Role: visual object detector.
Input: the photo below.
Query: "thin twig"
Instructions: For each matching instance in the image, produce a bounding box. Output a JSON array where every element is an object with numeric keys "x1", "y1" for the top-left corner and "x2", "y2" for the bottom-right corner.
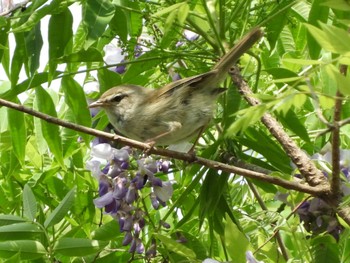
[
  {"x1": 0, "y1": 97, "x2": 328, "y2": 196},
  {"x1": 254, "y1": 196, "x2": 312, "y2": 255},
  {"x1": 305, "y1": 77, "x2": 333, "y2": 127},
  {"x1": 246, "y1": 180, "x2": 289, "y2": 261}
]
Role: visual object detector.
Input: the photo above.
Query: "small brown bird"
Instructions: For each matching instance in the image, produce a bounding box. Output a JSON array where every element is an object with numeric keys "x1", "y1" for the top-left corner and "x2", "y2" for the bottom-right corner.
[{"x1": 89, "y1": 28, "x2": 263, "y2": 147}]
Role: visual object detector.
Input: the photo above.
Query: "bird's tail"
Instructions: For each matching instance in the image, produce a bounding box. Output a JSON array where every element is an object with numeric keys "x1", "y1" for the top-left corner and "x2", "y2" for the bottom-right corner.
[{"x1": 212, "y1": 27, "x2": 264, "y2": 82}]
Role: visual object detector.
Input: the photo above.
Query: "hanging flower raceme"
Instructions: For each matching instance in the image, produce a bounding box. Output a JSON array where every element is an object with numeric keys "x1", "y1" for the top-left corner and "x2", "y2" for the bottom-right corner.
[
  {"x1": 277, "y1": 148, "x2": 350, "y2": 240},
  {"x1": 86, "y1": 143, "x2": 173, "y2": 255}
]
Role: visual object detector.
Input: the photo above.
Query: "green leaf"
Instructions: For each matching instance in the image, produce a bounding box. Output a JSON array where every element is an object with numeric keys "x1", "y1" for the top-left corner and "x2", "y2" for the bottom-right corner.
[
  {"x1": 282, "y1": 58, "x2": 325, "y2": 65},
  {"x1": 0, "y1": 19, "x2": 10, "y2": 63},
  {"x1": 3, "y1": 252, "x2": 20, "y2": 263},
  {"x1": 10, "y1": 33, "x2": 26, "y2": 86},
  {"x1": 91, "y1": 220, "x2": 120, "y2": 241},
  {"x1": 23, "y1": 184, "x2": 37, "y2": 221},
  {"x1": 0, "y1": 215, "x2": 26, "y2": 226},
  {"x1": 307, "y1": 0, "x2": 329, "y2": 59},
  {"x1": 224, "y1": 215, "x2": 249, "y2": 263},
  {"x1": 265, "y1": 67, "x2": 303, "y2": 87},
  {"x1": 109, "y1": 7, "x2": 128, "y2": 43},
  {"x1": 305, "y1": 23, "x2": 350, "y2": 55},
  {"x1": 44, "y1": 187, "x2": 76, "y2": 228},
  {"x1": 127, "y1": 4, "x2": 142, "y2": 38},
  {"x1": 35, "y1": 86, "x2": 64, "y2": 167},
  {"x1": 163, "y1": 9, "x2": 177, "y2": 41},
  {"x1": 199, "y1": 170, "x2": 229, "y2": 222},
  {"x1": 2, "y1": 72, "x2": 59, "y2": 100},
  {"x1": 311, "y1": 235, "x2": 340, "y2": 263},
  {"x1": 7, "y1": 103, "x2": 26, "y2": 164},
  {"x1": 25, "y1": 137, "x2": 43, "y2": 169},
  {"x1": 0, "y1": 223, "x2": 43, "y2": 241},
  {"x1": 276, "y1": 110, "x2": 310, "y2": 143},
  {"x1": 122, "y1": 50, "x2": 164, "y2": 84},
  {"x1": 82, "y1": 0, "x2": 115, "y2": 49},
  {"x1": 97, "y1": 69, "x2": 122, "y2": 93},
  {"x1": 154, "y1": 234, "x2": 196, "y2": 259},
  {"x1": 0, "y1": 240, "x2": 46, "y2": 260},
  {"x1": 226, "y1": 104, "x2": 267, "y2": 135},
  {"x1": 11, "y1": 0, "x2": 61, "y2": 32},
  {"x1": 58, "y1": 47, "x2": 103, "y2": 63},
  {"x1": 238, "y1": 128, "x2": 292, "y2": 173},
  {"x1": 177, "y1": 3, "x2": 189, "y2": 26},
  {"x1": 24, "y1": 22, "x2": 43, "y2": 76},
  {"x1": 48, "y1": 8, "x2": 73, "y2": 77},
  {"x1": 61, "y1": 76, "x2": 92, "y2": 143},
  {"x1": 265, "y1": 0, "x2": 291, "y2": 50},
  {"x1": 325, "y1": 64, "x2": 350, "y2": 95},
  {"x1": 53, "y1": 238, "x2": 108, "y2": 256},
  {"x1": 153, "y1": 3, "x2": 186, "y2": 17},
  {"x1": 322, "y1": 0, "x2": 350, "y2": 10}
]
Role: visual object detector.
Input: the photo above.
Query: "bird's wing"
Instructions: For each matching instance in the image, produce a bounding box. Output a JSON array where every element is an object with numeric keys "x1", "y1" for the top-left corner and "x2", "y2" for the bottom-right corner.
[{"x1": 153, "y1": 70, "x2": 218, "y2": 99}]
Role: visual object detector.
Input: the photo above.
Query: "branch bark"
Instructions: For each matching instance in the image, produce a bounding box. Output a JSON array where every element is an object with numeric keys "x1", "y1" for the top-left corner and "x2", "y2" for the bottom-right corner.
[
  {"x1": 331, "y1": 64, "x2": 347, "y2": 201},
  {"x1": 0, "y1": 97, "x2": 328, "y2": 196},
  {"x1": 0, "y1": 0, "x2": 30, "y2": 16},
  {"x1": 229, "y1": 66, "x2": 329, "y2": 189},
  {"x1": 228, "y1": 66, "x2": 350, "y2": 225}
]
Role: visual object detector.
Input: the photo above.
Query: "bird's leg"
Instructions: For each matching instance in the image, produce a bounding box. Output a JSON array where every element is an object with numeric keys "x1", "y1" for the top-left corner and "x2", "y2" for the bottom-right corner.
[
  {"x1": 145, "y1": 122, "x2": 182, "y2": 148},
  {"x1": 188, "y1": 125, "x2": 206, "y2": 154}
]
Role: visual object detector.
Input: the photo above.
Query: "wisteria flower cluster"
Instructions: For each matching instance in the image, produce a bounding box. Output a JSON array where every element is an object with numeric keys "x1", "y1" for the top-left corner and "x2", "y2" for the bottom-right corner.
[
  {"x1": 86, "y1": 143, "x2": 173, "y2": 255},
  {"x1": 294, "y1": 149, "x2": 350, "y2": 240}
]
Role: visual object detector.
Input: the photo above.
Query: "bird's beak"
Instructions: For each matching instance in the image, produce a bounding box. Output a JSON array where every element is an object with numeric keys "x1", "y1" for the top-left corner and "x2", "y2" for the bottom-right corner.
[{"x1": 88, "y1": 100, "x2": 103, "y2": 108}]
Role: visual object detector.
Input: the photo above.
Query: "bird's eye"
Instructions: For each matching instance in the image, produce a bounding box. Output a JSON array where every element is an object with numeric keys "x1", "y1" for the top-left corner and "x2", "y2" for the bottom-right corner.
[{"x1": 110, "y1": 94, "x2": 126, "y2": 103}]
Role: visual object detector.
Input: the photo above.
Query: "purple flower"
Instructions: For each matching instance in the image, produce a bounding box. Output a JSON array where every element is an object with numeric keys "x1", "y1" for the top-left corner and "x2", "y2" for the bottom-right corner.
[
  {"x1": 132, "y1": 173, "x2": 145, "y2": 189},
  {"x1": 87, "y1": 143, "x2": 174, "y2": 255},
  {"x1": 153, "y1": 181, "x2": 173, "y2": 202},
  {"x1": 113, "y1": 148, "x2": 130, "y2": 162},
  {"x1": 93, "y1": 192, "x2": 114, "y2": 208},
  {"x1": 159, "y1": 160, "x2": 170, "y2": 173},
  {"x1": 246, "y1": 251, "x2": 263, "y2": 263},
  {"x1": 149, "y1": 175, "x2": 163, "y2": 187},
  {"x1": 125, "y1": 183, "x2": 137, "y2": 204},
  {"x1": 138, "y1": 158, "x2": 158, "y2": 176},
  {"x1": 91, "y1": 143, "x2": 114, "y2": 161},
  {"x1": 184, "y1": 30, "x2": 199, "y2": 41},
  {"x1": 104, "y1": 199, "x2": 119, "y2": 214},
  {"x1": 121, "y1": 215, "x2": 133, "y2": 232},
  {"x1": 150, "y1": 193, "x2": 159, "y2": 210},
  {"x1": 104, "y1": 42, "x2": 125, "y2": 66},
  {"x1": 115, "y1": 60, "x2": 127, "y2": 74},
  {"x1": 98, "y1": 177, "x2": 109, "y2": 196},
  {"x1": 145, "y1": 242, "x2": 157, "y2": 258},
  {"x1": 120, "y1": 161, "x2": 129, "y2": 170},
  {"x1": 107, "y1": 164, "x2": 123, "y2": 178},
  {"x1": 129, "y1": 238, "x2": 136, "y2": 253},
  {"x1": 161, "y1": 221, "x2": 171, "y2": 229},
  {"x1": 86, "y1": 159, "x2": 103, "y2": 179},
  {"x1": 122, "y1": 231, "x2": 133, "y2": 246},
  {"x1": 136, "y1": 238, "x2": 145, "y2": 254},
  {"x1": 113, "y1": 177, "x2": 128, "y2": 199}
]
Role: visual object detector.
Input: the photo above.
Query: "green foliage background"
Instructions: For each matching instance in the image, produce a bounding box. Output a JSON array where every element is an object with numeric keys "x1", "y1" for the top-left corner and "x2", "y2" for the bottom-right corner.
[{"x1": 1, "y1": 0, "x2": 350, "y2": 262}]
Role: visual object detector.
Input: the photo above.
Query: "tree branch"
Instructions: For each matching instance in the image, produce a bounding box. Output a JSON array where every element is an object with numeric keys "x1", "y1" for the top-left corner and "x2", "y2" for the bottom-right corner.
[
  {"x1": 0, "y1": 0, "x2": 30, "y2": 16},
  {"x1": 0, "y1": 97, "x2": 328, "y2": 196},
  {"x1": 331, "y1": 64, "x2": 347, "y2": 201},
  {"x1": 229, "y1": 66, "x2": 329, "y2": 189}
]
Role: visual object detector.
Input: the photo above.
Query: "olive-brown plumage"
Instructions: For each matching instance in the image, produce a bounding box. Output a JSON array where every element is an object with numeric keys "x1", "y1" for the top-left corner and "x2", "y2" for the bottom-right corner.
[{"x1": 90, "y1": 28, "x2": 263, "y2": 146}]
